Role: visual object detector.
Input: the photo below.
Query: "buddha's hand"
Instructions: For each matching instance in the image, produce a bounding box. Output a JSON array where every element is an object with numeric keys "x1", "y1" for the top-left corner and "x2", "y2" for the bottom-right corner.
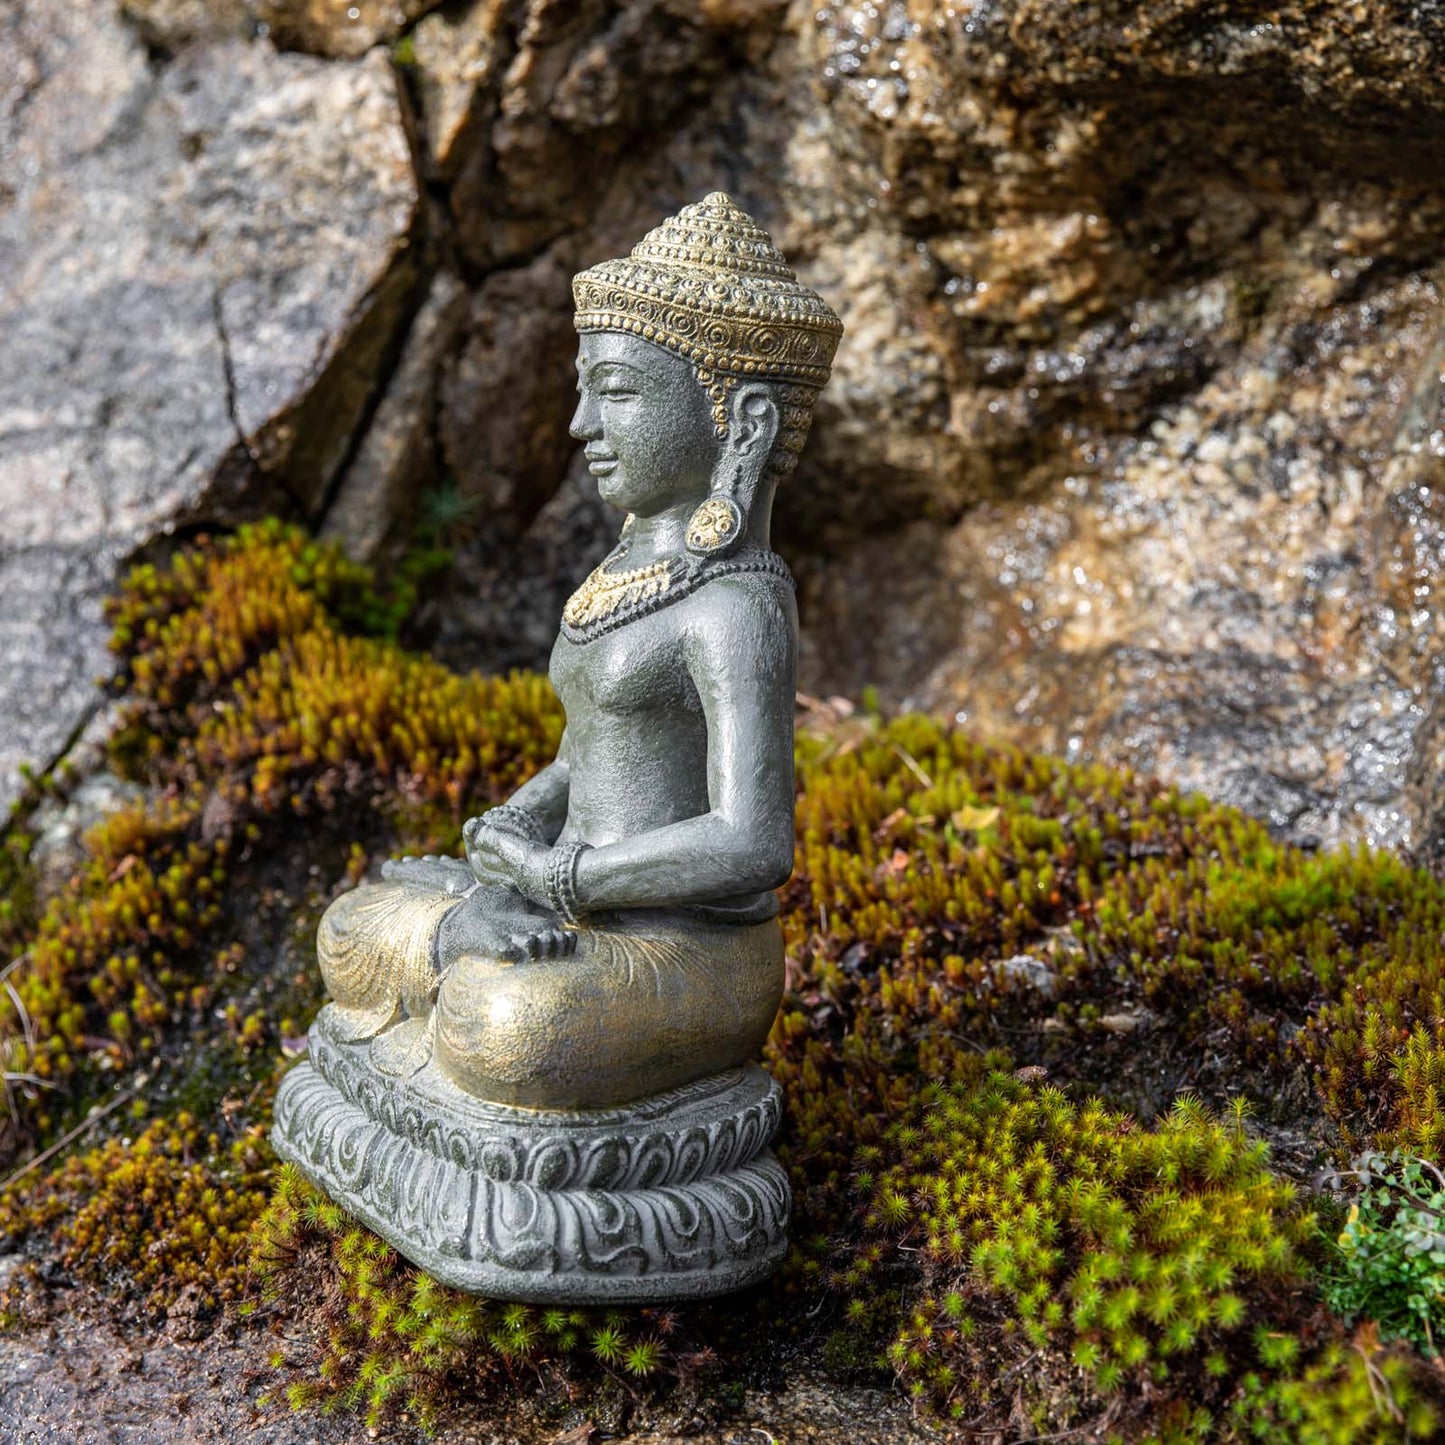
[
  {"x1": 463, "y1": 818, "x2": 549, "y2": 903},
  {"x1": 379, "y1": 854, "x2": 477, "y2": 896}
]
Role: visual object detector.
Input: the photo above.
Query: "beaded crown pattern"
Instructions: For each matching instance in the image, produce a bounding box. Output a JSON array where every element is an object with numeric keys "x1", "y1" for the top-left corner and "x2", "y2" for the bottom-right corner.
[{"x1": 572, "y1": 193, "x2": 843, "y2": 387}]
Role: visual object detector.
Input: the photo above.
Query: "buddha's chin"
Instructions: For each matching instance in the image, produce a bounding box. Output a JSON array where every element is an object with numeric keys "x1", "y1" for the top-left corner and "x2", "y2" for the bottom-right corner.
[{"x1": 594, "y1": 473, "x2": 634, "y2": 510}]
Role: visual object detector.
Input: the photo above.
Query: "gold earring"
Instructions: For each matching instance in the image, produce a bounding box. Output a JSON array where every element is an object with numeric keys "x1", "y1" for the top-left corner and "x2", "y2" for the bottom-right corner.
[{"x1": 685, "y1": 462, "x2": 746, "y2": 557}]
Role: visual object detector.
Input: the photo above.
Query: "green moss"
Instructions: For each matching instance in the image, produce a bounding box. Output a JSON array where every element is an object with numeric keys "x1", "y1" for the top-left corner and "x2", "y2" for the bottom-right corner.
[
  {"x1": 838, "y1": 1076, "x2": 1313, "y2": 1425},
  {"x1": 0, "y1": 1113, "x2": 270, "y2": 1308},
  {"x1": 0, "y1": 522, "x2": 561, "y2": 1147},
  {"x1": 250, "y1": 1166, "x2": 675, "y2": 1431},
  {"x1": 3, "y1": 521, "x2": 1445, "y2": 1437},
  {"x1": 1229, "y1": 1337, "x2": 1436, "y2": 1442},
  {"x1": 0, "y1": 797, "x2": 226, "y2": 1112}
]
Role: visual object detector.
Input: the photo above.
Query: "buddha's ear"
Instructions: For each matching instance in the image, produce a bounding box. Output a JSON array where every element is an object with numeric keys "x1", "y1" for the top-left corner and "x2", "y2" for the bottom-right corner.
[{"x1": 728, "y1": 382, "x2": 780, "y2": 460}]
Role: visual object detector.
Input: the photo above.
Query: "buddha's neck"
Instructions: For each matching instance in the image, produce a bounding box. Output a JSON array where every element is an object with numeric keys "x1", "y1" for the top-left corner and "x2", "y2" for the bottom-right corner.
[
  {"x1": 624, "y1": 503, "x2": 691, "y2": 566},
  {"x1": 623, "y1": 495, "x2": 772, "y2": 567}
]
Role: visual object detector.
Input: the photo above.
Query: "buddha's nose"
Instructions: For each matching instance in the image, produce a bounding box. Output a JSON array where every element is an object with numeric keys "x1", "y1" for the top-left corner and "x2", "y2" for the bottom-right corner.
[{"x1": 569, "y1": 394, "x2": 601, "y2": 441}]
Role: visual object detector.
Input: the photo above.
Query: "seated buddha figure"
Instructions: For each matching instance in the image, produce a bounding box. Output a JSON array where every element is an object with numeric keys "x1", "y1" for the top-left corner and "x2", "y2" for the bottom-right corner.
[{"x1": 312, "y1": 193, "x2": 843, "y2": 1111}]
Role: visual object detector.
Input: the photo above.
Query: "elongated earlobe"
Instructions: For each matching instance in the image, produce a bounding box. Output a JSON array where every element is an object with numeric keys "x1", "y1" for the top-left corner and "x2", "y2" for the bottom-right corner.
[{"x1": 686, "y1": 385, "x2": 779, "y2": 557}]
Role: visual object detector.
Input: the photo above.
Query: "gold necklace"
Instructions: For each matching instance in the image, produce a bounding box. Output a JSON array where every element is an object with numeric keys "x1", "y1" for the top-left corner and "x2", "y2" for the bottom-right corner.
[{"x1": 561, "y1": 555, "x2": 674, "y2": 629}]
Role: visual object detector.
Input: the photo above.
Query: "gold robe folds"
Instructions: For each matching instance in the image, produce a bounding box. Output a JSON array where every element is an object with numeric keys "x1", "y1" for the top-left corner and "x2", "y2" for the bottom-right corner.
[{"x1": 316, "y1": 882, "x2": 785, "y2": 1110}]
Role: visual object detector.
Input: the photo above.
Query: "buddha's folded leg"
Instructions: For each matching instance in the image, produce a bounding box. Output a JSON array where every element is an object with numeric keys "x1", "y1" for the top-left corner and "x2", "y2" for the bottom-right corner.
[
  {"x1": 433, "y1": 915, "x2": 785, "y2": 1108},
  {"x1": 318, "y1": 878, "x2": 564, "y2": 1045},
  {"x1": 317, "y1": 883, "x2": 460, "y2": 1042}
]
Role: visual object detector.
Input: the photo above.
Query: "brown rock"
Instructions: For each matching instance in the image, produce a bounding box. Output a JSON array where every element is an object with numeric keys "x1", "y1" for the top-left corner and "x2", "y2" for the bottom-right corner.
[
  {"x1": 437, "y1": 246, "x2": 583, "y2": 530},
  {"x1": 253, "y1": 0, "x2": 440, "y2": 58},
  {"x1": 446, "y1": 0, "x2": 780, "y2": 268},
  {"x1": 432, "y1": 452, "x2": 618, "y2": 677},
  {"x1": 119, "y1": 0, "x2": 253, "y2": 49},
  {"x1": 410, "y1": 0, "x2": 1445, "y2": 854},
  {"x1": 409, "y1": 0, "x2": 512, "y2": 179}
]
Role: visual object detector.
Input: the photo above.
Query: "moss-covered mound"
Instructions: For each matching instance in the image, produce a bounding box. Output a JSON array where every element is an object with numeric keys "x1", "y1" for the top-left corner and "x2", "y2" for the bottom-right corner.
[{"x1": 1, "y1": 522, "x2": 1442, "y2": 1441}]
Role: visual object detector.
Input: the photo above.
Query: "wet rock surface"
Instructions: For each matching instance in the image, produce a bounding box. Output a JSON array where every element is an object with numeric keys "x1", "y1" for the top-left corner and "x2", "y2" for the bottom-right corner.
[{"x1": 8, "y1": 0, "x2": 1445, "y2": 849}]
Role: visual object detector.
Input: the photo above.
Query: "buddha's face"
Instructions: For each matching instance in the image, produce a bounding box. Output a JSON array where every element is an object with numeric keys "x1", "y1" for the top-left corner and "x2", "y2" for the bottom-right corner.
[{"x1": 570, "y1": 332, "x2": 721, "y2": 517}]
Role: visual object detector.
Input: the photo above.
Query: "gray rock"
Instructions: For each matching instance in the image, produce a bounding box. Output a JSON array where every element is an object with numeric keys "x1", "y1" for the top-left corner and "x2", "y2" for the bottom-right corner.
[
  {"x1": 994, "y1": 953, "x2": 1058, "y2": 1000},
  {"x1": 321, "y1": 271, "x2": 468, "y2": 562},
  {"x1": 0, "y1": 1296, "x2": 933, "y2": 1443},
  {"x1": 0, "y1": 0, "x2": 418, "y2": 811},
  {"x1": 28, "y1": 772, "x2": 149, "y2": 896}
]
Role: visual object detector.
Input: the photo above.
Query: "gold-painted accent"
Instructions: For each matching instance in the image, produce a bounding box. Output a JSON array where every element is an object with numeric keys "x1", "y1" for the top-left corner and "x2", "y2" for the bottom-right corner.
[
  {"x1": 317, "y1": 884, "x2": 457, "y2": 1042},
  {"x1": 572, "y1": 193, "x2": 843, "y2": 390},
  {"x1": 370, "y1": 1012, "x2": 437, "y2": 1079},
  {"x1": 434, "y1": 914, "x2": 785, "y2": 1108},
  {"x1": 685, "y1": 496, "x2": 741, "y2": 553},
  {"x1": 562, "y1": 557, "x2": 672, "y2": 629},
  {"x1": 316, "y1": 877, "x2": 786, "y2": 1108}
]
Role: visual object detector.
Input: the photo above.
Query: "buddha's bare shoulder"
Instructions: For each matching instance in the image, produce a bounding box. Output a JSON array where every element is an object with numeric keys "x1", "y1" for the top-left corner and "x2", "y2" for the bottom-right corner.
[{"x1": 678, "y1": 564, "x2": 796, "y2": 660}]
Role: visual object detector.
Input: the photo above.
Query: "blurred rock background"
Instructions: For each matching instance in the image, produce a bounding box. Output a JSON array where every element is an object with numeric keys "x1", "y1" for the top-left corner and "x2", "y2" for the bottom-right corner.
[{"x1": 5, "y1": 0, "x2": 1445, "y2": 855}]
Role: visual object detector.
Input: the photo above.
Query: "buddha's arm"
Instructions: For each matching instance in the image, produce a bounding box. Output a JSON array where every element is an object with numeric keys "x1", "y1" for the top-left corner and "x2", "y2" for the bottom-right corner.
[
  {"x1": 495, "y1": 728, "x2": 570, "y2": 845},
  {"x1": 573, "y1": 580, "x2": 796, "y2": 910}
]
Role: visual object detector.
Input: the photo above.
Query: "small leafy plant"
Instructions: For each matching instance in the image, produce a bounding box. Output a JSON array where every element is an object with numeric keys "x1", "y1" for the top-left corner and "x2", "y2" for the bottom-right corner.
[{"x1": 1324, "y1": 1151, "x2": 1445, "y2": 1359}]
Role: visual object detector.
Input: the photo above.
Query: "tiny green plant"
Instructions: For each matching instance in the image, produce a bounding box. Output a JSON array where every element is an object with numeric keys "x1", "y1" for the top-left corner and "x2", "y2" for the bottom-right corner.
[{"x1": 1323, "y1": 1151, "x2": 1445, "y2": 1359}]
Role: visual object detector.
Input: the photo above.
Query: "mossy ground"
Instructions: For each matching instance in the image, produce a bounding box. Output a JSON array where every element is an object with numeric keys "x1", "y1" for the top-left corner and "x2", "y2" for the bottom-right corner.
[{"x1": 1, "y1": 521, "x2": 1443, "y2": 1441}]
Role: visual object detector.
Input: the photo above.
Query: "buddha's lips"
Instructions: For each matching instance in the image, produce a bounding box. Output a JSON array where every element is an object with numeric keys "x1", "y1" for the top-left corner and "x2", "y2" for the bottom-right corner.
[{"x1": 586, "y1": 453, "x2": 618, "y2": 476}]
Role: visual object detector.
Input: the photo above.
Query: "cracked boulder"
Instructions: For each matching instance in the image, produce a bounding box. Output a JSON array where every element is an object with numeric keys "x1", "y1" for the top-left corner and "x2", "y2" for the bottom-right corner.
[{"x1": 0, "y1": 0, "x2": 418, "y2": 812}]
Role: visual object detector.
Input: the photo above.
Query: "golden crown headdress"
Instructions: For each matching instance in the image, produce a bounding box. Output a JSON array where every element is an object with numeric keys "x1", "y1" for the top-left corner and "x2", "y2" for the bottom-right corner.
[{"x1": 571, "y1": 193, "x2": 843, "y2": 388}]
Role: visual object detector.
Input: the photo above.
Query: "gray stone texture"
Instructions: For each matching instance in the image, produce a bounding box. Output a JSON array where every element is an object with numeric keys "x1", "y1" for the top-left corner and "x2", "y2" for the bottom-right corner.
[
  {"x1": 320, "y1": 270, "x2": 468, "y2": 562},
  {"x1": 273, "y1": 1007, "x2": 790, "y2": 1303},
  {"x1": 0, "y1": 0, "x2": 418, "y2": 812},
  {"x1": 9, "y1": 0, "x2": 1445, "y2": 859}
]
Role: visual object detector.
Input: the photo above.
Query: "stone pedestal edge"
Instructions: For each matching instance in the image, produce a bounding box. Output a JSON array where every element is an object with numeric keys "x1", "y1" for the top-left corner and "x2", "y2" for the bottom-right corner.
[{"x1": 270, "y1": 1021, "x2": 792, "y2": 1303}]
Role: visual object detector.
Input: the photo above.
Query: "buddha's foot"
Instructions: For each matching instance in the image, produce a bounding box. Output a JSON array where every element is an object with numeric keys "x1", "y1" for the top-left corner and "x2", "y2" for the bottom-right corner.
[
  {"x1": 317, "y1": 879, "x2": 578, "y2": 1049},
  {"x1": 271, "y1": 1004, "x2": 790, "y2": 1304}
]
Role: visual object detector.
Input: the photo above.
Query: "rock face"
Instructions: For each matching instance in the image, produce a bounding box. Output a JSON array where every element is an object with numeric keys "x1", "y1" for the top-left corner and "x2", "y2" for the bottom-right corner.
[
  {"x1": 425, "y1": 0, "x2": 1445, "y2": 854},
  {"x1": 7, "y1": 0, "x2": 1445, "y2": 855},
  {"x1": 0, "y1": 0, "x2": 418, "y2": 811},
  {"x1": 782, "y1": 3, "x2": 1445, "y2": 853}
]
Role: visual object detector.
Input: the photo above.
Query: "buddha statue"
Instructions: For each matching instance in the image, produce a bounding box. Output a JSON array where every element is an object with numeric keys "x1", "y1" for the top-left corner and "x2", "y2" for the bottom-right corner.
[{"x1": 272, "y1": 194, "x2": 843, "y2": 1303}]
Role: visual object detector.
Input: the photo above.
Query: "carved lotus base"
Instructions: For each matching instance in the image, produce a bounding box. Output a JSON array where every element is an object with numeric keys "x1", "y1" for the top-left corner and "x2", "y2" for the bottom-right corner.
[{"x1": 270, "y1": 1005, "x2": 791, "y2": 1303}]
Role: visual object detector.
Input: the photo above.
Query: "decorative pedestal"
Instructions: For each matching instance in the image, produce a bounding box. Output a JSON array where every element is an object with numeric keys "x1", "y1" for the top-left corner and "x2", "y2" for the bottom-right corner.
[{"x1": 271, "y1": 1006, "x2": 791, "y2": 1303}]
